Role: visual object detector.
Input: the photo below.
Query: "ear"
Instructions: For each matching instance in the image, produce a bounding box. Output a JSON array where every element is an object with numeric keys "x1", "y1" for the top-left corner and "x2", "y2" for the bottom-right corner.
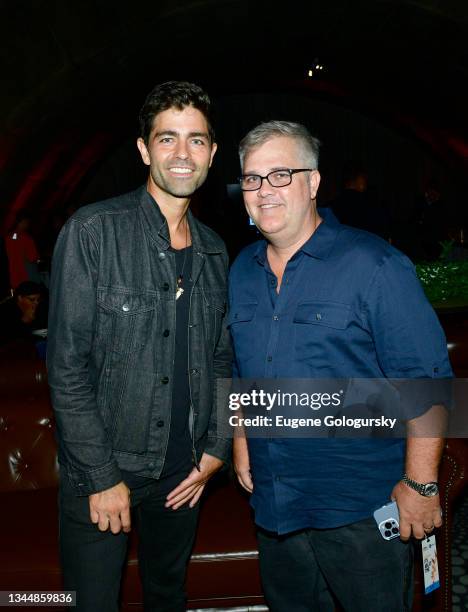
[
  {"x1": 309, "y1": 170, "x2": 321, "y2": 199},
  {"x1": 209, "y1": 142, "x2": 218, "y2": 167},
  {"x1": 137, "y1": 138, "x2": 151, "y2": 166}
]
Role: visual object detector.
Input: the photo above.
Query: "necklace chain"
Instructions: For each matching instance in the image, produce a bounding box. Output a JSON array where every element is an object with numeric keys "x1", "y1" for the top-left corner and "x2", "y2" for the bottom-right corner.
[{"x1": 176, "y1": 219, "x2": 189, "y2": 300}]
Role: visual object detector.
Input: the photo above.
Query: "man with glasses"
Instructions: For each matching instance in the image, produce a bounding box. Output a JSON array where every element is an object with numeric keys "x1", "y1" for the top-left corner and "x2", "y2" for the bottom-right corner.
[{"x1": 229, "y1": 120, "x2": 451, "y2": 611}]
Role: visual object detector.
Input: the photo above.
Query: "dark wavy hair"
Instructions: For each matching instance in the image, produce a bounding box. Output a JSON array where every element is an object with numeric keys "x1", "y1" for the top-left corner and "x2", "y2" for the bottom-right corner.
[{"x1": 139, "y1": 81, "x2": 215, "y2": 145}]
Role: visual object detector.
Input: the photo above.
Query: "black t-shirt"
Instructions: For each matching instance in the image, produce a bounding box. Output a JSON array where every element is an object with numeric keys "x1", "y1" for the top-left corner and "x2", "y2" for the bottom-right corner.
[{"x1": 159, "y1": 246, "x2": 193, "y2": 482}]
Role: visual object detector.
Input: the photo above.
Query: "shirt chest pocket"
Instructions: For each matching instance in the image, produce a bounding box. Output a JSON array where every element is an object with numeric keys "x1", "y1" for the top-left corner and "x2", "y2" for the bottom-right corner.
[
  {"x1": 96, "y1": 288, "x2": 160, "y2": 353},
  {"x1": 293, "y1": 301, "x2": 351, "y2": 365},
  {"x1": 227, "y1": 303, "x2": 258, "y2": 365},
  {"x1": 293, "y1": 301, "x2": 351, "y2": 330}
]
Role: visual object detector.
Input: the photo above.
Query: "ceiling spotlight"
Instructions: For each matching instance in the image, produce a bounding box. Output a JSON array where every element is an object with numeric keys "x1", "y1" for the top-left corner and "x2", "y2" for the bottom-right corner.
[{"x1": 308, "y1": 69, "x2": 313, "y2": 77}]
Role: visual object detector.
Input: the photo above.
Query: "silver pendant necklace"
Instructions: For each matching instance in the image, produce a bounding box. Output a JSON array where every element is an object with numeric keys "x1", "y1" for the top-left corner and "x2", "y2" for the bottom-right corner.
[{"x1": 176, "y1": 220, "x2": 189, "y2": 300}]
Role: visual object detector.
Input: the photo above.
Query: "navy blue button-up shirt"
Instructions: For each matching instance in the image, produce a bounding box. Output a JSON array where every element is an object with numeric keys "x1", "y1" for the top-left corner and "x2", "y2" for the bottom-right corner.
[{"x1": 228, "y1": 210, "x2": 452, "y2": 533}]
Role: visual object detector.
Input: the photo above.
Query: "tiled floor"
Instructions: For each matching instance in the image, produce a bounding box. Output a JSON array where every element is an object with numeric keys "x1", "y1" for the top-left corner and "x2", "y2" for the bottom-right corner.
[{"x1": 452, "y1": 490, "x2": 468, "y2": 611}]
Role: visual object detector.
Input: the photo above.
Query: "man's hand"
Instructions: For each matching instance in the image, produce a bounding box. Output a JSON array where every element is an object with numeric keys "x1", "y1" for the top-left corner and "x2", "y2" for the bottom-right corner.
[
  {"x1": 233, "y1": 435, "x2": 253, "y2": 493},
  {"x1": 89, "y1": 481, "x2": 131, "y2": 534},
  {"x1": 165, "y1": 453, "x2": 223, "y2": 510},
  {"x1": 391, "y1": 480, "x2": 442, "y2": 541}
]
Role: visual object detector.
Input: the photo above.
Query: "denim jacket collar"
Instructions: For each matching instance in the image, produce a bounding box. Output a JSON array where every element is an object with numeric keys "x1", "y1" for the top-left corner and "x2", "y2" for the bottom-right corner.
[{"x1": 138, "y1": 185, "x2": 223, "y2": 254}]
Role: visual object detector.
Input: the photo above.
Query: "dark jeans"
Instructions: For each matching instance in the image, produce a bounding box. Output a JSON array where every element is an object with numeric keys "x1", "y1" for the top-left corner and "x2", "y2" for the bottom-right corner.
[
  {"x1": 59, "y1": 472, "x2": 199, "y2": 612},
  {"x1": 257, "y1": 518, "x2": 414, "y2": 612}
]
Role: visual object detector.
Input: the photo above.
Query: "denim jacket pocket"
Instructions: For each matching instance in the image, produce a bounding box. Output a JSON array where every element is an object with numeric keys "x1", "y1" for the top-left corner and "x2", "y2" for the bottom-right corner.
[{"x1": 96, "y1": 287, "x2": 160, "y2": 353}]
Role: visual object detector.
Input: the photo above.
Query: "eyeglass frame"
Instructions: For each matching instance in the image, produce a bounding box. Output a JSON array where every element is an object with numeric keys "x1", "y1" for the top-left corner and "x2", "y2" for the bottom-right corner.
[{"x1": 238, "y1": 168, "x2": 314, "y2": 191}]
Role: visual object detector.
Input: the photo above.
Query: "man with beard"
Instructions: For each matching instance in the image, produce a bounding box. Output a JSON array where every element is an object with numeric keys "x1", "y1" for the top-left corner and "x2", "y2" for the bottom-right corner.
[{"x1": 48, "y1": 82, "x2": 231, "y2": 612}]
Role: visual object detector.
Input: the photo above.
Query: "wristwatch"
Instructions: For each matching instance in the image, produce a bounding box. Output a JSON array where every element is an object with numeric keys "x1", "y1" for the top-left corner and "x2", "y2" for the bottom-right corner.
[{"x1": 402, "y1": 474, "x2": 439, "y2": 497}]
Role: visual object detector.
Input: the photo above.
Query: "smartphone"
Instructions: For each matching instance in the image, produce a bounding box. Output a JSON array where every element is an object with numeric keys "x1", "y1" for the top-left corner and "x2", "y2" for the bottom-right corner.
[{"x1": 373, "y1": 501, "x2": 400, "y2": 540}]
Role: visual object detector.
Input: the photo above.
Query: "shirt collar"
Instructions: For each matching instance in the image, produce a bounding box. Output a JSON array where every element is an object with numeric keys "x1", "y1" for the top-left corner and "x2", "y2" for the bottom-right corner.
[
  {"x1": 253, "y1": 207, "x2": 341, "y2": 265},
  {"x1": 139, "y1": 185, "x2": 222, "y2": 254}
]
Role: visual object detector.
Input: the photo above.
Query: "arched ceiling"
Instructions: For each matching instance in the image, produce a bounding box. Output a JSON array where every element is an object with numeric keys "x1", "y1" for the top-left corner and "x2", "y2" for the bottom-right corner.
[{"x1": 1, "y1": 0, "x2": 467, "y2": 230}]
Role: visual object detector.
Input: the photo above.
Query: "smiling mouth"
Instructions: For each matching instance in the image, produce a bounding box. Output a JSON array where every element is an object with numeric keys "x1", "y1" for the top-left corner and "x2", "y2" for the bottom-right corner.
[
  {"x1": 258, "y1": 203, "x2": 281, "y2": 209},
  {"x1": 169, "y1": 167, "x2": 195, "y2": 176}
]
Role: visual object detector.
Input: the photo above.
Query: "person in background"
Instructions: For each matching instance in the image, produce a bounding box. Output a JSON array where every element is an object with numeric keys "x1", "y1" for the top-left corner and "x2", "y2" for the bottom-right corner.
[
  {"x1": 0, "y1": 236, "x2": 10, "y2": 299},
  {"x1": 4, "y1": 209, "x2": 40, "y2": 289},
  {"x1": 329, "y1": 161, "x2": 390, "y2": 239},
  {"x1": 412, "y1": 180, "x2": 449, "y2": 261},
  {"x1": 0, "y1": 281, "x2": 46, "y2": 344}
]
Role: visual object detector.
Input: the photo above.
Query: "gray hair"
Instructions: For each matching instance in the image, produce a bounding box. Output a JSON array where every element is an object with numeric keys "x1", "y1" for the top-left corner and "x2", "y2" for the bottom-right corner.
[{"x1": 239, "y1": 120, "x2": 321, "y2": 170}]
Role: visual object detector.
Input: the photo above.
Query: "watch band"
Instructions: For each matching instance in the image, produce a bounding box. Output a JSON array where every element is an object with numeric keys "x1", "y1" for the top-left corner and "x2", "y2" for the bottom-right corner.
[{"x1": 402, "y1": 474, "x2": 439, "y2": 497}]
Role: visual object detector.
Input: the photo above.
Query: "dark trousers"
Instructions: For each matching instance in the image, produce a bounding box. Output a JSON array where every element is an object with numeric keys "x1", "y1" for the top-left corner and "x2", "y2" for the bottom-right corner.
[
  {"x1": 257, "y1": 518, "x2": 414, "y2": 612},
  {"x1": 59, "y1": 473, "x2": 199, "y2": 612}
]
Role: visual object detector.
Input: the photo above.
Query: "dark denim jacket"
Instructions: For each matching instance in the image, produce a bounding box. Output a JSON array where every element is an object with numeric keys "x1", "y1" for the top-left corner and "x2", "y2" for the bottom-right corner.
[{"x1": 47, "y1": 186, "x2": 232, "y2": 495}]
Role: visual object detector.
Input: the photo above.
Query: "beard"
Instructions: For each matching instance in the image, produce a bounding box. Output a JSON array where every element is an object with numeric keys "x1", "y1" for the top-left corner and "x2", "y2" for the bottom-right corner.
[{"x1": 150, "y1": 165, "x2": 209, "y2": 199}]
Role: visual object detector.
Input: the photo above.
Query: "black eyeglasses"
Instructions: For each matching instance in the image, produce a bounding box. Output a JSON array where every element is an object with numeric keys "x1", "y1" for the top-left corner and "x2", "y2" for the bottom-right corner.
[{"x1": 238, "y1": 168, "x2": 313, "y2": 191}]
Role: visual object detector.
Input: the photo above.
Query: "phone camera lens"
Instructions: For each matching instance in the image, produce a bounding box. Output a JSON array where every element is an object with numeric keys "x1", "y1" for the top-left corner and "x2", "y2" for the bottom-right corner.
[
  {"x1": 385, "y1": 522, "x2": 392, "y2": 529},
  {"x1": 392, "y1": 527, "x2": 399, "y2": 534},
  {"x1": 385, "y1": 530, "x2": 391, "y2": 538}
]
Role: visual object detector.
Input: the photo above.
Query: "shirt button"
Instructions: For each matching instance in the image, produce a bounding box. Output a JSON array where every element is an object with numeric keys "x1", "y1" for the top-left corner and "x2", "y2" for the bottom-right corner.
[
  {"x1": 161, "y1": 376, "x2": 169, "y2": 384},
  {"x1": 267, "y1": 356, "x2": 273, "y2": 362},
  {"x1": 163, "y1": 282, "x2": 170, "y2": 291},
  {"x1": 156, "y1": 420, "x2": 164, "y2": 427},
  {"x1": 270, "y1": 279, "x2": 276, "y2": 286},
  {"x1": 163, "y1": 329, "x2": 170, "y2": 337},
  {"x1": 316, "y1": 313, "x2": 322, "y2": 321},
  {"x1": 122, "y1": 303, "x2": 130, "y2": 312},
  {"x1": 275, "y1": 475, "x2": 281, "y2": 481},
  {"x1": 273, "y1": 315, "x2": 279, "y2": 321},
  {"x1": 158, "y1": 252, "x2": 166, "y2": 260}
]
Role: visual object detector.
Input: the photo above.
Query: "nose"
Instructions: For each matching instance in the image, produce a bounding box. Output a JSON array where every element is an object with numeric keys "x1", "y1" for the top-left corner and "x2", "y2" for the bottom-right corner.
[
  {"x1": 175, "y1": 139, "x2": 189, "y2": 159},
  {"x1": 257, "y1": 176, "x2": 274, "y2": 198}
]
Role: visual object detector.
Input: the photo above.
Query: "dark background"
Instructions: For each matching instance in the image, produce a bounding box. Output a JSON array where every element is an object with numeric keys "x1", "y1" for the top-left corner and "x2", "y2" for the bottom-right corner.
[{"x1": 1, "y1": 0, "x2": 467, "y2": 260}]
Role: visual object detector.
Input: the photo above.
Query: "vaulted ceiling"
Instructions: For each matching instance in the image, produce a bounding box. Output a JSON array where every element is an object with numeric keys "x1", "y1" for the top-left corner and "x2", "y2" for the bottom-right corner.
[{"x1": 1, "y1": 0, "x2": 467, "y2": 231}]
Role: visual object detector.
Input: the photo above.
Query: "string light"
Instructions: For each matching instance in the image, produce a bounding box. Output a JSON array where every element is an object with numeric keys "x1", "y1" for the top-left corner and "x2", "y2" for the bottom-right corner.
[{"x1": 307, "y1": 60, "x2": 325, "y2": 78}]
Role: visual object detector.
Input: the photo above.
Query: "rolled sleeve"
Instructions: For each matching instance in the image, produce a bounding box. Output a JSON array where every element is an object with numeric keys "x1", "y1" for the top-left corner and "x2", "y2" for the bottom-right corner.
[{"x1": 364, "y1": 253, "x2": 452, "y2": 379}]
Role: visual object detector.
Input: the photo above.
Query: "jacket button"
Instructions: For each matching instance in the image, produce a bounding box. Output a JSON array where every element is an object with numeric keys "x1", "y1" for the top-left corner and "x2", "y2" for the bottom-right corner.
[
  {"x1": 163, "y1": 329, "x2": 170, "y2": 337},
  {"x1": 157, "y1": 420, "x2": 164, "y2": 427},
  {"x1": 163, "y1": 282, "x2": 170, "y2": 291},
  {"x1": 122, "y1": 303, "x2": 130, "y2": 312},
  {"x1": 158, "y1": 252, "x2": 166, "y2": 260},
  {"x1": 161, "y1": 376, "x2": 169, "y2": 384}
]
